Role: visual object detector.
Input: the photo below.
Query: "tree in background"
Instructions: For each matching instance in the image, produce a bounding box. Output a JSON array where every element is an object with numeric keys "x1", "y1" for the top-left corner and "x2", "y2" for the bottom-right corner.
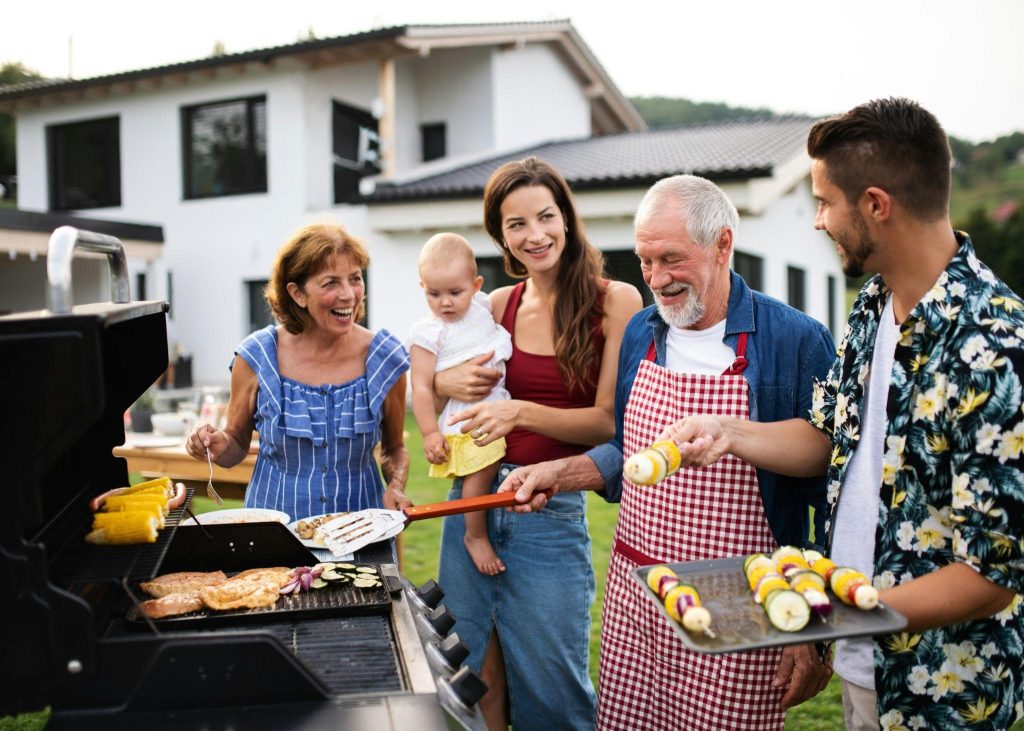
[
  {"x1": 961, "y1": 206, "x2": 1024, "y2": 296},
  {"x1": 0, "y1": 61, "x2": 43, "y2": 179},
  {"x1": 630, "y1": 96, "x2": 776, "y2": 128}
]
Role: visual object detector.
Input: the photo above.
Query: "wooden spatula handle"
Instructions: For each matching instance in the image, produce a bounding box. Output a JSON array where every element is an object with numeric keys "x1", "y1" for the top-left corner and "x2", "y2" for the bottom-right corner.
[{"x1": 404, "y1": 490, "x2": 527, "y2": 521}]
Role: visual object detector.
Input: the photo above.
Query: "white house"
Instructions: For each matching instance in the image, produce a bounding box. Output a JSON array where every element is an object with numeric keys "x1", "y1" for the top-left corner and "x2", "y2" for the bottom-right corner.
[
  {"x1": 0, "y1": 20, "x2": 842, "y2": 386},
  {"x1": 364, "y1": 116, "x2": 846, "y2": 346}
]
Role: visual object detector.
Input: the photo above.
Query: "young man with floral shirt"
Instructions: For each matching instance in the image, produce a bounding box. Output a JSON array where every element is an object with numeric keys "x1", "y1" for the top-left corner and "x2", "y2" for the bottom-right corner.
[{"x1": 659, "y1": 98, "x2": 1023, "y2": 730}]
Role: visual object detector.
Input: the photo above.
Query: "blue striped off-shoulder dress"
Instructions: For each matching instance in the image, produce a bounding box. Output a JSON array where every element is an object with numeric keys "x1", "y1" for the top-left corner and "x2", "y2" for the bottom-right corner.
[{"x1": 233, "y1": 326, "x2": 410, "y2": 521}]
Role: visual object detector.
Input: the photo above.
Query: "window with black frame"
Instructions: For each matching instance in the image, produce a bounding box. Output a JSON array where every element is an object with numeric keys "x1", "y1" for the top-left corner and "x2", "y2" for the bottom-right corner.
[
  {"x1": 787, "y1": 265, "x2": 807, "y2": 312},
  {"x1": 733, "y1": 250, "x2": 764, "y2": 292},
  {"x1": 246, "y1": 280, "x2": 274, "y2": 333},
  {"x1": 421, "y1": 122, "x2": 446, "y2": 162},
  {"x1": 183, "y1": 96, "x2": 266, "y2": 199},
  {"x1": 333, "y1": 100, "x2": 380, "y2": 203},
  {"x1": 48, "y1": 116, "x2": 121, "y2": 210}
]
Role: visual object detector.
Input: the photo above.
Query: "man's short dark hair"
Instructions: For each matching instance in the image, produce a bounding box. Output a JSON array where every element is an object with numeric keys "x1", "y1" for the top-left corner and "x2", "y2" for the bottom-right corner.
[{"x1": 807, "y1": 97, "x2": 951, "y2": 221}]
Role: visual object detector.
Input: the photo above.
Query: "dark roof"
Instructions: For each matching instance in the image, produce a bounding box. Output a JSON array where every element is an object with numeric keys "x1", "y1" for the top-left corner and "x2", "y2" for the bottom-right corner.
[
  {"x1": 366, "y1": 116, "x2": 817, "y2": 202},
  {"x1": 0, "y1": 209, "x2": 163, "y2": 242},
  {"x1": 0, "y1": 26, "x2": 407, "y2": 102}
]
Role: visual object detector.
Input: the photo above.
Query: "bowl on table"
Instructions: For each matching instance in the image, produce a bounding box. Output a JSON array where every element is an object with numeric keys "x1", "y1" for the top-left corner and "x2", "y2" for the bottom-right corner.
[{"x1": 151, "y1": 411, "x2": 193, "y2": 436}]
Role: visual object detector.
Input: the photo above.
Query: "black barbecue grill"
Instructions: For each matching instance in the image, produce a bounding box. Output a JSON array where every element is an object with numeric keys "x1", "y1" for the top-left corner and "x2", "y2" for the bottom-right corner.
[{"x1": 0, "y1": 227, "x2": 487, "y2": 729}]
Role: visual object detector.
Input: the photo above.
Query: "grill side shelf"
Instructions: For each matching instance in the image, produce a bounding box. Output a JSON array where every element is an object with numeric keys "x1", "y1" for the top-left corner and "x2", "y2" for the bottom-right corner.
[{"x1": 41, "y1": 487, "x2": 195, "y2": 585}]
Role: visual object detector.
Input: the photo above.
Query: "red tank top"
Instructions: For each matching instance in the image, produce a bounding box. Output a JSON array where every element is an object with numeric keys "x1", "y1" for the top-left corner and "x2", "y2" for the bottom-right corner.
[{"x1": 500, "y1": 280, "x2": 605, "y2": 464}]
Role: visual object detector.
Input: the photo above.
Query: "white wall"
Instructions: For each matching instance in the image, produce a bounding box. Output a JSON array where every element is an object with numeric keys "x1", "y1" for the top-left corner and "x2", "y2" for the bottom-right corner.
[
  {"x1": 411, "y1": 47, "x2": 496, "y2": 161},
  {"x1": 492, "y1": 43, "x2": 591, "y2": 150},
  {"x1": 0, "y1": 255, "x2": 107, "y2": 313},
  {"x1": 15, "y1": 67, "x2": 313, "y2": 383},
  {"x1": 393, "y1": 59, "x2": 422, "y2": 174},
  {"x1": 363, "y1": 177, "x2": 844, "y2": 348},
  {"x1": 732, "y1": 178, "x2": 844, "y2": 337}
]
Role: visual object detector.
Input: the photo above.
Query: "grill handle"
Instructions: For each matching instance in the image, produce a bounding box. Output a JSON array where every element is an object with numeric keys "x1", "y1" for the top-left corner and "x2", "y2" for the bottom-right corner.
[{"x1": 46, "y1": 225, "x2": 131, "y2": 314}]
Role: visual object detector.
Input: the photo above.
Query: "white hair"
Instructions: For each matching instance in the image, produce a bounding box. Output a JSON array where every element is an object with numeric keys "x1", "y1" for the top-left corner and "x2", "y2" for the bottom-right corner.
[{"x1": 634, "y1": 174, "x2": 739, "y2": 247}]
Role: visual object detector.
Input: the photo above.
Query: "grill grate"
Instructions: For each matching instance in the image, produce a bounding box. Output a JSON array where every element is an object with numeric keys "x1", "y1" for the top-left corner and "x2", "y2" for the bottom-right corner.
[
  {"x1": 193, "y1": 615, "x2": 403, "y2": 695},
  {"x1": 42, "y1": 487, "x2": 195, "y2": 585},
  {"x1": 129, "y1": 569, "x2": 391, "y2": 626}
]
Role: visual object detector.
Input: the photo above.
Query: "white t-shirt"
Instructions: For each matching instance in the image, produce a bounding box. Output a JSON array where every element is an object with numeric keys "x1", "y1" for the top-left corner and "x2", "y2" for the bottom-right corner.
[
  {"x1": 832, "y1": 294, "x2": 899, "y2": 690},
  {"x1": 407, "y1": 291, "x2": 512, "y2": 435},
  {"x1": 664, "y1": 319, "x2": 734, "y2": 374}
]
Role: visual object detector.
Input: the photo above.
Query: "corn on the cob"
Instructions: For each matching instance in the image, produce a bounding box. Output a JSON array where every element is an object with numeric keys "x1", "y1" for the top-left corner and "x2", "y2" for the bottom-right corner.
[
  {"x1": 92, "y1": 508, "x2": 164, "y2": 529},
  {"x1": 103, "y1": 494, "x2": 168, "y2": 515},
  {"x1": 85, "y1": 513, "x2": 159, "y2": 544},
  {"x1": 126, "y1": 476, "x2": 172, "y2": 494}
]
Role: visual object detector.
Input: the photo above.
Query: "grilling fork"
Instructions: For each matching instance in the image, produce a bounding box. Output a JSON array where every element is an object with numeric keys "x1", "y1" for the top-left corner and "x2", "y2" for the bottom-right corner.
[{"x1": 205, "y1": 448, "x2": 224, "y2": 505}]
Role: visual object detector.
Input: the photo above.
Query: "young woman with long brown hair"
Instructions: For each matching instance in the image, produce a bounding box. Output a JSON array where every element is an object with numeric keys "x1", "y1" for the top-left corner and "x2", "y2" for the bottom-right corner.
[{"x1": 434, "y1": 157, "x2": 642, "y2": 730}]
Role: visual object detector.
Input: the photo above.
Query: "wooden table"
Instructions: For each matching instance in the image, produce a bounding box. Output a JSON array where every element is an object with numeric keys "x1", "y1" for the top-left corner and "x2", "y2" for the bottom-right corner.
[{"x1": 113, "y1": 438, "x2": 257, "y2": 501}]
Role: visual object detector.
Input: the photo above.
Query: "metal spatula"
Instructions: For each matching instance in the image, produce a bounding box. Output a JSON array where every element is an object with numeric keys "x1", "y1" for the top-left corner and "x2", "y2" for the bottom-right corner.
[{"x1": 316, "y1": 491, "x2": 525, "y2": 557}]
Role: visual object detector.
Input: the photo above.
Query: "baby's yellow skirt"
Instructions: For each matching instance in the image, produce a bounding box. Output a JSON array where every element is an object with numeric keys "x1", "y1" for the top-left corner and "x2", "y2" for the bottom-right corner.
[{"x1": 429, "y1": 432, "x2": 506, "y2": 478}]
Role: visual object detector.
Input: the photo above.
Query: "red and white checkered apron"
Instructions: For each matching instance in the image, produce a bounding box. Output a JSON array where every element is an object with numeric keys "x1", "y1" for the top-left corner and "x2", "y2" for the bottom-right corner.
[{"x1": 597, "y1": 335, "x2": 785, "y2": 731}]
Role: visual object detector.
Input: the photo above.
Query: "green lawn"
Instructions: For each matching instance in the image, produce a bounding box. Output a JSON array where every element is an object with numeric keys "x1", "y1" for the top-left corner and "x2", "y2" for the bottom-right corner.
[{"x1": 398, "y1": 414, "x2": 851, "y2": 729}]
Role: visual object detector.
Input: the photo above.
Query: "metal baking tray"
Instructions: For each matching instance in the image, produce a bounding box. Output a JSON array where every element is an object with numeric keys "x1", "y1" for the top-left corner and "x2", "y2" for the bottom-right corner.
[{"x1": 631, "y1": 556, "x2": 907, "y2": 654}]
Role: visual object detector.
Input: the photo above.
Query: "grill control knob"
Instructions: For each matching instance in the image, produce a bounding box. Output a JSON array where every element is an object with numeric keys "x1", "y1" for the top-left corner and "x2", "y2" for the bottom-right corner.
[
  {"x1": 438, "y1": 633, "x2": 470, "y2": 669},
  {"x1": 425, "y1": 604, "x2": 456, "y2": 637},
  {"x1": 426, "y1": 632, "x2": 471, "y2": 674},
  {"x1": 448, "y1": 666, "x2": 489, "y2": 707},
  {"x1": 415, "y1": 579, "x2": 445, "y2": 609}
]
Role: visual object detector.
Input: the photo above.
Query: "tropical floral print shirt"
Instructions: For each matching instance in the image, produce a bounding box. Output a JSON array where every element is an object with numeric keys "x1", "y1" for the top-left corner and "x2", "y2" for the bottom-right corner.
[{"x1": 809, "y1": 233, "x2": 1024, "y2": 730}]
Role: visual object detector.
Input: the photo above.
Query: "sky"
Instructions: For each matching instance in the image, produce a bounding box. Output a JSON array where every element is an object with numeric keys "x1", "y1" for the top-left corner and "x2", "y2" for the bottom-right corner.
[{"x1": 2, "y1": 0, "x2": 1021, "y2": 143}]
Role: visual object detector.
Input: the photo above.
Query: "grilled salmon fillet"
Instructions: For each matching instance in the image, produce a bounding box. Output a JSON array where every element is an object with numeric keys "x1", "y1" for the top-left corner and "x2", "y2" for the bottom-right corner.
[
  {"x1": 201, "y1": 576, "x2": 282, "y2": 610},
  {"x1": 139, "y1": 591, "x2": 204, "y2": 619},
  {"x1": 140, "y1": 571, "x2": 227, "y2": 598}
]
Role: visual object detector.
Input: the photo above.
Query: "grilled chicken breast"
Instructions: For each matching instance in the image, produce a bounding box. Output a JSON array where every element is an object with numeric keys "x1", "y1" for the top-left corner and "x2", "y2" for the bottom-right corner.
[
  {"x1": 201, "y1": 576, "x2": 282, "y2": 611},
  {"x1": 139, "y1": 571, "x2": 227, "y2": 598}
]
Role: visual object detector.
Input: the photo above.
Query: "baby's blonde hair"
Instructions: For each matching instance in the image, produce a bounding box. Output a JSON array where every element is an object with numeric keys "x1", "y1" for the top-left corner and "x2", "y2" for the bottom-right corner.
[{"x1": 418, "y1": 233, "x2": 477, "y2": 277}]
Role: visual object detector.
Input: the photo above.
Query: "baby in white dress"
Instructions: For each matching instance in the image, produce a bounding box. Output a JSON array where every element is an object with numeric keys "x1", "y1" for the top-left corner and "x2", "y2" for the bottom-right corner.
[{"x1": 408, "y1": 233, "x2": 512, "y2": 575}]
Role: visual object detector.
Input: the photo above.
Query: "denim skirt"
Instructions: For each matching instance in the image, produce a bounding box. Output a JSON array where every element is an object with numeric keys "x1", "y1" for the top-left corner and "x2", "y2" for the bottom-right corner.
[{"x1": 437, "y1": 463, "x2": 597, "y2": 731}]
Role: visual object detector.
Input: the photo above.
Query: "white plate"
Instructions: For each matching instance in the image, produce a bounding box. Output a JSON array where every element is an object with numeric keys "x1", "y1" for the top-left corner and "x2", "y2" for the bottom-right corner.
[
  {"x1": 180, "y1": 508, "x2": 291, "y2": 526},
  {"x1": 123, "y1": 434, "x2": 183, "y2": 448},
  {"x1": 288, "y1": 510, "x2": 404, "y2": 548}
]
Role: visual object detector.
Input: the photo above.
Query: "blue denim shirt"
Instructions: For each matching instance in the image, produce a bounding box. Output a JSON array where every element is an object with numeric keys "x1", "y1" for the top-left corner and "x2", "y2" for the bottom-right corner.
[{"x1": 587, "y1": 271, "x2": 836, "y2": 548}]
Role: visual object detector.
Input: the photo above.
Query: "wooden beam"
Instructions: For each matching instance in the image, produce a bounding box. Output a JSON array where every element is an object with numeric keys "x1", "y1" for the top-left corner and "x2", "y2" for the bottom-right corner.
[{"x1": 377, "y1": 57, "x2": 396, "y2": 179}]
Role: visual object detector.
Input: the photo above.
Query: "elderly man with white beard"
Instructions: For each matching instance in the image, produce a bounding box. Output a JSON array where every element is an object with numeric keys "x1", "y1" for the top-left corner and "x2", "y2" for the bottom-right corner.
[{"x1": 497, "y1": 174, "x2": 837, "y2": 730}]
